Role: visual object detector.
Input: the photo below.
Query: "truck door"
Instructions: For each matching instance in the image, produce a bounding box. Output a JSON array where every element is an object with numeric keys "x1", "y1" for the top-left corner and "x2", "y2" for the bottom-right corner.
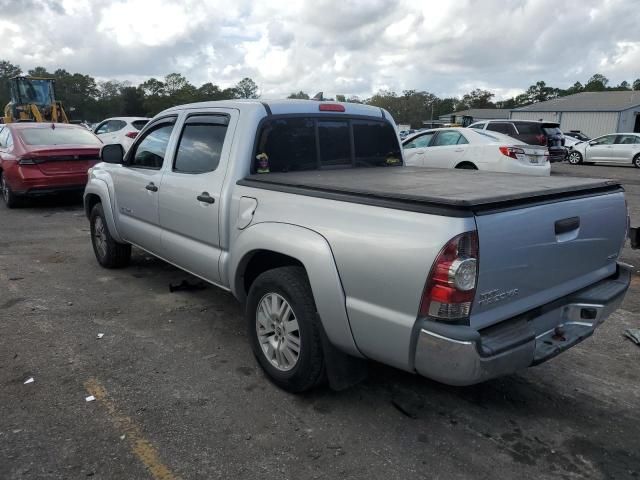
[
  {"x1": 111, "y1": 116, "x2": 178, "y2": 254},
  {"x1": 157, "y1": 109, "x2": 238, "y2": 284}
]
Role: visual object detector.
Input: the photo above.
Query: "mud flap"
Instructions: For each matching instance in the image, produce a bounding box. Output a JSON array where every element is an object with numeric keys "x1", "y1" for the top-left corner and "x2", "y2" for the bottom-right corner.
[
  {"x1": 630, "y1": 227, "x2": 639, "y2": 249},
  {"x1": 318, "y1": 321, "x2": 368, "y2": 391}
]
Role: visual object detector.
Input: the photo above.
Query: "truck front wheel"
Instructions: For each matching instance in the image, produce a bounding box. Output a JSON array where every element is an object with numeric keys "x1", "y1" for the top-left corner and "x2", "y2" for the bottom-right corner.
[
  {"x1": 246, "y1": 266, "x2": 325, "y2": 392},
  {"x1": 90, "y1": 203, "x2": 131, "y2": 268}
]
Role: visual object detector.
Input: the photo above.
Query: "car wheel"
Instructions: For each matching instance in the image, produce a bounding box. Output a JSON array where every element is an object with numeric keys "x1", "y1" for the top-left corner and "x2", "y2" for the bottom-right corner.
[
  {"x1": 90, "y1": 203, "x2": 131, "y2": 268},
  {"x1": 246, "y1": 266, "x2": 325, "y2": 393},
  {"x1": 568, "y1": 151, "x2": 583, "y2": 165},
  {"x1": 0, "y1": 171, "x2": 21, "y2": 208},
  {"x1": 633, "y1": 154, "x2": 640, "y2": 169}
]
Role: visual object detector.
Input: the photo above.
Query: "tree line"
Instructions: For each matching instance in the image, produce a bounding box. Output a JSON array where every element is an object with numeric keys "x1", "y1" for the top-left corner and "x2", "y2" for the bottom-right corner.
[{"x1": 1, "y1": 59, "x2": 638, "y2": 128}]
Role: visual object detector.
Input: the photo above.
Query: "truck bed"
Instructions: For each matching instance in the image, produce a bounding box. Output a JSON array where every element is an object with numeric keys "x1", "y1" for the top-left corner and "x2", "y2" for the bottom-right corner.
[{"x1": 238, "y1": 167, "x2": 622, "y2": 216}]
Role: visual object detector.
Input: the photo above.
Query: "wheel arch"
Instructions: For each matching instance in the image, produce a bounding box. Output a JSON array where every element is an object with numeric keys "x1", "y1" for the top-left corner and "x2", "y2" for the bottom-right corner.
[
  {"x1": 228, "y1": 222, "x2": 362, "y2": 357},
  {"x1": 455, "y1": 161, "x2": 478, "y2": 170},
  {"x1": 84, "y1": 179, "x2": 124, "y2": 243}
]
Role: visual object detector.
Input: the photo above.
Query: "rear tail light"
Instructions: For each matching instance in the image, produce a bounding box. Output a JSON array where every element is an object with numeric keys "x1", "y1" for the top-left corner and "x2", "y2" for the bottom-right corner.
[
  {"x1": 499, "y1": 146, "x2": 525, "y2": 159},
  {"x1": 419, "y1": 231, "x2": 479, "y2": 322},
  {"x1": 125, "y1": 131, "x2": 138, "y2": 139},
  {"x1": 319, "y1": 103, "x2": 345, "y2": 112}
]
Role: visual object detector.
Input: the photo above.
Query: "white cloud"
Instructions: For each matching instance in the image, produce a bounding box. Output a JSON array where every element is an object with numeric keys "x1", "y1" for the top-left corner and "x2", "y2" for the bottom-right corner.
[{"x1": 0, "y1": 0, "x2": 638, "y2": 100}]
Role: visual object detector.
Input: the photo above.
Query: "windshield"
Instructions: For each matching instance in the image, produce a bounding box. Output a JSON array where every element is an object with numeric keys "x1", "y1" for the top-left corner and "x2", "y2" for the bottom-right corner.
[
  {"x1": 19, "y1": 127, "x2": 102, "y2": 146},
  {"x1": 16, "y1": 79, "x2": 53, "y2": 105}
]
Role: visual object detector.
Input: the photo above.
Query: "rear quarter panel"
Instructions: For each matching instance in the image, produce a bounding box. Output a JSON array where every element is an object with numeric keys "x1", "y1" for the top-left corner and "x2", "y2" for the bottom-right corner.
[{"x1": 230, "y1": 184, "x2": 476, "y2": 371}]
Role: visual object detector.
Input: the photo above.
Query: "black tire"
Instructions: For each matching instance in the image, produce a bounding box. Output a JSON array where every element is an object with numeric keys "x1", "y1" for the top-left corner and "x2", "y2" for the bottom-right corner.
[
  {"x1": 568, "y1": 151, "x2": 583, "y2": 165},
  {"x1": 90, "y1": 203, "x2": 131, "y2": 268},
  {"x1": 246, "y1": 266, "x2": 325, "y2": 393},
  {"x1": 0, "y1": 171, "x2": 21, "y2": 208},
  {"x1": 633, "y1": 154, "x2": 640, "y2": 169},
  {"x1": 455, "y1": 162, "x2": 478, "y2": 170}
]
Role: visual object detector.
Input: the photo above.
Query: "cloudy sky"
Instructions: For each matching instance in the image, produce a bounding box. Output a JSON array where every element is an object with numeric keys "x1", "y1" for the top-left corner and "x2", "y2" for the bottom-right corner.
[{"x1": 0, "y1": 0, "x2": 639, "y2": 100}]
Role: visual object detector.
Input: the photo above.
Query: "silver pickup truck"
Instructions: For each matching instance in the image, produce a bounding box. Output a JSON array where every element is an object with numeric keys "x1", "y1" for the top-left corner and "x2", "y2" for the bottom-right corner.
[{"x1": 84, "y1": 100, "x2": 631, "y2": 392}]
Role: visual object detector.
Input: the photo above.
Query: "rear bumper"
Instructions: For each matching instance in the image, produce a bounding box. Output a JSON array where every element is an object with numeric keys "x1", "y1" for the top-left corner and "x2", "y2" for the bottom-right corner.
[
  {"x1": 413, "y1": 264, "x2": 630, "y2": 386},
  {"x1": 14, "y1": 184, "x2": 86, "y2": 197}
]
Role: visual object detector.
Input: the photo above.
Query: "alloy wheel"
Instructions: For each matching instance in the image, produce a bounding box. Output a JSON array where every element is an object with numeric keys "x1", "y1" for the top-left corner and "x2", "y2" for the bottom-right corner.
[
  {"x1": 568, "y1": 152, "x2": 582, "y2": 165},
  {"x1": 255, "y1": 293, "x2": 301, "y2": 371},
  {"x1": 92, "y1": 216, "x2": 108, "y2": 259}
]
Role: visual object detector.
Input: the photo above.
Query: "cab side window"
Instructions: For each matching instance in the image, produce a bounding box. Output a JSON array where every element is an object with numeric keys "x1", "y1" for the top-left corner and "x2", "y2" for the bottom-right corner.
[
  {"x1": 128, "y1": 121, "x2": 175, "y2": 169},
  {"x1": 174, "y1": 115, "x2": 229, "y2": 174}
]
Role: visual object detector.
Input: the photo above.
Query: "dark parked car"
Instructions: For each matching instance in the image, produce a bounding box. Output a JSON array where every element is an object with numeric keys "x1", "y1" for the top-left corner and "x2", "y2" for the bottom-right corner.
[{"x1": 469, "y1": 120, "x2": 566, "y2": 162}]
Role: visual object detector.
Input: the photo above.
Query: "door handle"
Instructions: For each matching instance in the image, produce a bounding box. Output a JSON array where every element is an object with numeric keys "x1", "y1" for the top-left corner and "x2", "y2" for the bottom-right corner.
[
  {"x1": 555, "y1": 216, "x2": 580, "y2": 235},
  {"x1": 145, "y1": 182, "x2": 158, "y2": 192},
  {"x1": 197, "y1": 192, "x2": 215, "y2": 204},
  {"x1": 454, "y1": 148, "x2": 464, "y2": 152}
]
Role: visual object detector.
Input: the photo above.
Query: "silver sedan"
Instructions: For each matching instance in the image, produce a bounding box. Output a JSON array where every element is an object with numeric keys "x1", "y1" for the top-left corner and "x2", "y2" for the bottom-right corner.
[{"x1": 568, "y1": 133, "x2": 640, "y2": 167}]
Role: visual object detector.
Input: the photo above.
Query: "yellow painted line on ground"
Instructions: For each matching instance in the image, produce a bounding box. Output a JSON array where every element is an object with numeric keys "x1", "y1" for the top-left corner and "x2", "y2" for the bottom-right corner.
[{"x1": 84, "y1": 378, "x2": 180, "y2": 480}]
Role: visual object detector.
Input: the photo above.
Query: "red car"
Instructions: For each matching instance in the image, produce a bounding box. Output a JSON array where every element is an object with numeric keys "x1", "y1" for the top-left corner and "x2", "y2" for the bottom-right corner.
[{"x1": 0, "y1": 122, "x2": 102, "y2": 208}]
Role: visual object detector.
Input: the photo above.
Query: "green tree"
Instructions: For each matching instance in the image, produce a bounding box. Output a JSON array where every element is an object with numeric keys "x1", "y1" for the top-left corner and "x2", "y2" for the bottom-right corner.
[
  {"x1": 28, "y1": 66, "x2": 52, "y2": 77},
  {"x1": 140, "y1": 78, "x2": 166, "y2": 97},
  {"x1": 335, "y1": 94, "x2": 346, "y2": 102},
  {"x1": 633, "y1": 79, "x2": 640, "y2": 91},
  {"x1": 234, "y1": 77, "x2": 259, "y2": 99},
  {"x1": 459, "y1": 89, "x2": 495, "y2": 109},
  {"x1": 121, "y1": 87, "x2": 145, "y2": 116},
  {"x1": 288, "y1": 91, "x2": 309, "y2": 99},
  {"x1": 616, "y1": 80, "x2": 631, "y2": 90},
  {"x1": 524, "y1": 81, "x2": 558, "y2": 104},
  {"x1": 0, "y1": 60, "x2": 22, "y2": 108},
  {"x1": 584, "y1": 73, "x2": 609, "y2": 91},
  {"x1": 164, "y1": 73, "x2": 189, "y2": 96}
]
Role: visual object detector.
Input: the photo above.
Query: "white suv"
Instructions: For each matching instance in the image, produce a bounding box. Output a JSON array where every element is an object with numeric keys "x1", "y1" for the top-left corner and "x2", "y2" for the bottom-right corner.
[{"x1": 93, "y1": 117, "x2": 149, "y2": 151}]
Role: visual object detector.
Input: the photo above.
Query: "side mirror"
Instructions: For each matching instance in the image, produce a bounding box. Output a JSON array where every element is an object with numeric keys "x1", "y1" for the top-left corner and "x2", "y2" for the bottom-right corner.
[
  {"x1": 588, "y1": 141, "x2": 597, "y2": 146},
  {"x1": 100, "y1": 144, "x2": 124, "y2": 164}
]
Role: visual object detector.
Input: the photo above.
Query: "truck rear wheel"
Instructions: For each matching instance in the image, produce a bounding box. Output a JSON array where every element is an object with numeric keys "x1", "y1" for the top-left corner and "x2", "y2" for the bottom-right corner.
[
  {"x1": 246, "y1": 266, "x2": 325, "y2": 392},
  {"x1": 90, "y1": 203, "x2": 131, "y2": 268}
]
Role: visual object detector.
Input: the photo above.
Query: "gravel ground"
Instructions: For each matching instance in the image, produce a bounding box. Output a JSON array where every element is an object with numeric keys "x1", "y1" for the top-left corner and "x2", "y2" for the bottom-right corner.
[{"x1": 1, "y1": 163, "x2": 639, "y2": 480}]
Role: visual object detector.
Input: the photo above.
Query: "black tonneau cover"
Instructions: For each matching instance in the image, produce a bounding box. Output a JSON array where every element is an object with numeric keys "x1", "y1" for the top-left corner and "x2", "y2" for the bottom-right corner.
[{"x1": 238, "y1": 167, "x2": 622, "y2": 217}]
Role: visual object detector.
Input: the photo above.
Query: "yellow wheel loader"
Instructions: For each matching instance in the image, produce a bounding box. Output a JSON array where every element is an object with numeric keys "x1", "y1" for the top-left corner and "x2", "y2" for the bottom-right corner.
[{"x1": 2, "y1": 76, "x2": 69, "y2": 124}]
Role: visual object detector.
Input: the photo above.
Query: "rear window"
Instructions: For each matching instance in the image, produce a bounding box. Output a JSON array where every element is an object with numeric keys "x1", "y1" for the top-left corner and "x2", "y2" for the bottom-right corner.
[
  {"x1": 19, "y1": 127, "x2": 102, "y2": 146},
  {"x1": 487, "y1": 122, "x2": 517, "y2": 136},
  {"x1": 353, "y1": 120, "x2": 401, "y2": 167},
  {"x1": 542, "y1": 127, "x2": 562, "y2": 136},
  {"x1": 254, "y1": 117, "x2": 401, "y2": 173},
  {"x1": 132, "y1": 120, "x2": 149, "y2": 131},
  {"x1": 514, "y1": 123, "x2": 544, "y2": 135}
]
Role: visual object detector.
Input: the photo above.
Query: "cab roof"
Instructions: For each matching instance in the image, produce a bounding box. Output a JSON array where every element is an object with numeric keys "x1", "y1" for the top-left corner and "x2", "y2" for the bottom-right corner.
[{"x1": 160, "y1": 99, "x2": 388, "y2": 119}]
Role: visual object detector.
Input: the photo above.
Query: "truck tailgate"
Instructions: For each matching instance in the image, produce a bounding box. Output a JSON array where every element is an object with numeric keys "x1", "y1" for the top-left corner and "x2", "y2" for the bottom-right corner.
[{"x1": 471, "y1": 190, "x2": 627, "y2": 330}]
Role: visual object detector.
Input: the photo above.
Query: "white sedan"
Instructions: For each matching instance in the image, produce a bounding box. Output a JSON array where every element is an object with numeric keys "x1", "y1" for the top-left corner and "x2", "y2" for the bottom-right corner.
[
  {"x1": 567, "y1": 133, "x2": 640, "y2": 168},
  {"x1": 402, "y1": 128, "x2": 550, "y2": 176},
  {"x1": 93, "y1": 117, "x2": 150, "y2": 152}
]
